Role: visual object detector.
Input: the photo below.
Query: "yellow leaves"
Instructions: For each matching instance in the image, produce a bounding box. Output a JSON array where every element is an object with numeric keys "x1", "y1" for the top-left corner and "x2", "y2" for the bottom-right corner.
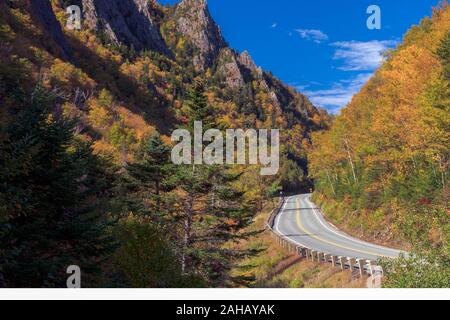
[
  {"x1": 62, "y1": 102, "x2": 83, "y2": 120},
  {"x1": 380, "y1": 45, "x2": 438, "y2": 106},
  {"x1": 116, "y1": 106, "x2": 156, "y2": 140},
  {"x1": 310, "y1": 3, "x2": 450, "y2": 210},
  {"x1": 176, "y1": 37, "x2": 186, "y2": 51},
  {"x1": 49, "y1": 59, "x2": 96, "y2": 91},
  {"x1": 92, "y1": 138, "x2": 117, "y2": 158},
  {"x1": 88, "y1": 98, "x2": 114, "y2": 130}
]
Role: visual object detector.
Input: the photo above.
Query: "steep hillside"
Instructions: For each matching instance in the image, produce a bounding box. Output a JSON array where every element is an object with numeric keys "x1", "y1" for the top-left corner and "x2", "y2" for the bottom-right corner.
[
  {"x1": 0, "y1": 0, "x2": 329, "y2": 287},
  {"x1": 309, "y1": 2, "x2": 449, "y2": 287},
  {"x1": 1, "y1": 0, "x2": 328, "y2": 190}
]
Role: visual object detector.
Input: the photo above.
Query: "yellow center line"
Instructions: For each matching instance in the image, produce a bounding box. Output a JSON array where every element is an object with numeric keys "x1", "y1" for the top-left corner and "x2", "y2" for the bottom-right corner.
[{"x1": 294, "y1": 198, "x2": 387, "y2": 258}]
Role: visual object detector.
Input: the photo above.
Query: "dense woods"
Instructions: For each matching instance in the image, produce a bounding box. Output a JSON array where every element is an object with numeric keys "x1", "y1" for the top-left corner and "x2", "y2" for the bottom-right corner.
[
  {"x1": 1, "y1": 0, "x2": 448, "y2": 288},
  {"x1": 0, "y1": 0, "x2": 328, "y2": 287},
  {"x1": 309, "y1": 2, "x2": 450, "y2": 287}
]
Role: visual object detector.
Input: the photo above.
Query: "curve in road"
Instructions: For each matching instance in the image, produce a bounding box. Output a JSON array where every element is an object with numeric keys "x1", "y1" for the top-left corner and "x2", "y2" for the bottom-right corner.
[{"x1": 274, "y1": 194, "x2": 405, "y2": 261}]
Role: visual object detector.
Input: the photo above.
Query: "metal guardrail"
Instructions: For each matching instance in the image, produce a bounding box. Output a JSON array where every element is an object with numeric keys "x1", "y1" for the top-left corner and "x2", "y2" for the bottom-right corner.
[
  {"x1": 266, "y1": 197, "x2": 285, "y2": 230},
  {"x1": 266, "y1": 197, "x2": 384, "y2": 278}
]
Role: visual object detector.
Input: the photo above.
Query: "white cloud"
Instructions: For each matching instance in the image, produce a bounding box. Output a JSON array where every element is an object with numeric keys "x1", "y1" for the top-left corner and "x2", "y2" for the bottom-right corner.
[
  {"x1": 331, "y1": 40, "x2": 397, "y2": 71},
  {"x1": 271, "y1": 23, "x2": 278, "y2": 28},
  {"x1": 300, "y1": 73, "x2": 373, "y2": 114},
  {"x1": 296, "y1": 29, "x2": 329, "y2": 44}
]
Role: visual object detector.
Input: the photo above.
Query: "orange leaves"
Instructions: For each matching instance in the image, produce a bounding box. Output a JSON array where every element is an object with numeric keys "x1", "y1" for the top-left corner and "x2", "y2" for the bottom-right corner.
[
  {"x1": 380, "y1": 45, "x2": 438, "y2": 107},
  {"x1": 310, "y1": 4, "x2": 450, "y2": 208},
  {"x1": 116, "y1": 106, "x2": 156, "y2": 140},
  {"x1": 49, "y1": 58, "x2": 96, "y2": 92}
]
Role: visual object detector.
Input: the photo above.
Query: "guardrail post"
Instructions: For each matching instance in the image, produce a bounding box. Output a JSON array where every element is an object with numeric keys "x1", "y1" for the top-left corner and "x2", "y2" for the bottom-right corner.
[
  {"x1": 347, "y1": 257, "x2": 356, "y2": 271},
  {"x1": 328, "y1": 255, "x2": 333, "y2": 264},
  {"x1": 339, "y1": 256, "x2": 346, "y2": 270},
  {"x1": 357, "y1": 259, "x2": 365, "y2": 277},
  {"x1": 311, "y1": 250, "x2": 317, "y2": 261},
  {"x1": 331, "y1": 255, "x2": 337, "y2": 267},
  {"x1": 318, "y1": 252, "x2": 324, "y2": 263},
  {"x1": 301, "y1": 248, "x2": 307, "y2": 259},
  {"x1": 367, "y1": 260, "x2": 374, "y2": 275},
  {"x1": 306, "y1": 249, "x2": 311, "y2": 260}
]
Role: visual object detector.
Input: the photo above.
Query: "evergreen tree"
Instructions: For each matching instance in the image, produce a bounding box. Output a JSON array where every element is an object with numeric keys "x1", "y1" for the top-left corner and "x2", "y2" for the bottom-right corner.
[
  {"x1": 169, "y1": 82, "x2": 256, "y2": 286},
  {"x1": 0, "y1": 85, "x2": 116, "y2": 287},
  {"x1": 121, "y1": 133, "x2": 174, "y2": 217},
  {"x1": 185, "y1": 79, "x2": 215, "y2": 131}
]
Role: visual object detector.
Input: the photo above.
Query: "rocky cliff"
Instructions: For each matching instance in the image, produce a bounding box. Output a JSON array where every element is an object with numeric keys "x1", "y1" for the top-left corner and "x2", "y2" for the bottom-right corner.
[
  {"x1": 81, "y1": 0, "x2": 170, "y2": 55},
  {"x1": 216, "y1": 48, "x2": 245, "y2": 89},
  {"x1": 238, "y1": 50, "x2": 258, "y2": 74},
  {"x1": 26, "y1": 0, "x2": 324, "y2": 126},
  {"x1": 29, "y1": 0, "x2": 72, "y2": 60},
  {"x1": 173, "y1": 0, "x2": 227, "y2": 70}
]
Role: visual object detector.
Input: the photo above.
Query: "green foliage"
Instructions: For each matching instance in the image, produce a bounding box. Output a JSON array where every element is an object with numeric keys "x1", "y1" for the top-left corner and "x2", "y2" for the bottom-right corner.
[
  {"x1": 108, "y1": 120, "x2": 136, "y2": 151},
  {"x1": 381, "y1": 250, "x2": 450, "y2": 288},
  {"x1": 114, "y1": 215, "x2": 185, "y2": 288},
  {"x1": 184, "y1": 79, "x2": 215, "y2": 130},
  {"x1": 118, "y1": 133, "x2": 174, "y2": 216},
  {"x1": 0, "y1": 0, "x2": 331, "y2": 288},
  {"x1": 309, "y1": 5, "x2": 450, "y2": 288},
  {"x1": 0, "y1": 85, "x2": 116, "y2": 287}
]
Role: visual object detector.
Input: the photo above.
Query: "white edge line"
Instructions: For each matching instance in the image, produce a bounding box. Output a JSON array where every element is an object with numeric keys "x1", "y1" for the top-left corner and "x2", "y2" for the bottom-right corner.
[{"x1": 304, "y1": 195, "x2": 403, "y2": 257}]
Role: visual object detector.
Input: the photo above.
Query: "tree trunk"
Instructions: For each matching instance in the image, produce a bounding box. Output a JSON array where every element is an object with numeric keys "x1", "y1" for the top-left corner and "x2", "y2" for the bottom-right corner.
[
  {"x1": 326, "y1": 170, "x2": 336, "y2": 197},
  {"x1": 155, "y1": 179, "x2": 160, "y2": 212},
  {"x1": 181, "y1": 192, "x2": 194, "y2": 275},
  {"x1": 343, "y1": 138, "x2": 357, "y2": 184}
]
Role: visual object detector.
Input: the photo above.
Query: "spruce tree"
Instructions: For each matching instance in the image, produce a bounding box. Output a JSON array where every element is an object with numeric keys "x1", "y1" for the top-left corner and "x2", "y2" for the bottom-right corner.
[
  {"x1": 169, "y1": 81, "x2": 255, "y2": 286},
  {"x1": 121, "y1": 133, "x2": 174, "y2": 217},
  {"x1": 0, "y1": 85, "x2": 116, "y2": 287}
]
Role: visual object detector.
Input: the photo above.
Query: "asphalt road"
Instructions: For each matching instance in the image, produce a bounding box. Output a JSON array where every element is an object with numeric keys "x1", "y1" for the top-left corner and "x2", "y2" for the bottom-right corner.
[{"x1": 274, "y1": 194, "x2": 404, "y2": 261}]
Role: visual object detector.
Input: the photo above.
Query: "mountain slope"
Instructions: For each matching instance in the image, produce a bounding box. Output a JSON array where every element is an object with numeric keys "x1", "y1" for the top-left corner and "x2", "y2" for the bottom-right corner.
[
  {"x1": 309, "y1": 3, "x2": 449, "y2": 251},
  {"x1": 1, "y1": 0, "x2": 329, "y2": 193},
  {"x1": 80, "y1": 0, "x2": 171, "y2": 55},
  {"x1": 0, "y1": 0, "x2": 332, "y2": 287}
]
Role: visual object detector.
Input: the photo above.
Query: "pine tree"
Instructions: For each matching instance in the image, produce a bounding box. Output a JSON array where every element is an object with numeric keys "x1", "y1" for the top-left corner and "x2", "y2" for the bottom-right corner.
[
  {"x1": 185, "y1": 79, "x2": 215, "y2": 131},
  {"x1": 169, "y1": 82, "x2": 255, "y2": 286},
  {"x1": 122, "y1": 133, "x2": 174, "y2": 217},
  {"x1": 0, "y1": 85, "x2": 116, "y2": 287}
]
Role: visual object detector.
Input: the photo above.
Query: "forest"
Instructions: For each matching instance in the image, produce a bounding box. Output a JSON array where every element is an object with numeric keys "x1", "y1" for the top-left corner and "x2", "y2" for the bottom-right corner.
[
  {"x1": 0, "y1": 0, "x2": 328, "y2": 287},
  {"x1": 0, "y1": 0, "x2": 448, "y2": 288},
  {"x1": 309, "y1": 2, "x2": 450, "y2": 287}
]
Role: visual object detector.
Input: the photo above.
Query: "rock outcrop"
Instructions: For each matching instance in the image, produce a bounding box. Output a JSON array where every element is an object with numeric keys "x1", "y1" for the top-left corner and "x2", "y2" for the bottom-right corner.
[
  {"x1": 81, "y1": 0, "x2": 170, "y2": 55},
  {"x1": 174, "y1": 0, "x2": 227, "y2": 70},
  {"x1": 30, "y1": 0, "x2": 72, "y2": 60},
  {"x1": 216, "y1": 48, "x2": 245, "y2": 89},
  {"x1": 238, "y1": 50, "x2": 258, "y2": 73}
]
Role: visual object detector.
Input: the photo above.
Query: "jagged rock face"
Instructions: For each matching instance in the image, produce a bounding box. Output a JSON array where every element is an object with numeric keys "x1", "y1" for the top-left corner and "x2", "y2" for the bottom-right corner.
[
  {"x1": 175, "y1": 0, "x2": 227, "y2": 70},
  {"x1": 29, "y1": 0, "x2": 72, "y2": 60},
  {"x1": 238, "y1": 50, "x2": 257, "y2": 72},
  {"x1": 81, "y1": 0, "x2": 170, "y2": 55},
  {"x1": 216, "y1": 48, "x2": 244, "y2": 89}
]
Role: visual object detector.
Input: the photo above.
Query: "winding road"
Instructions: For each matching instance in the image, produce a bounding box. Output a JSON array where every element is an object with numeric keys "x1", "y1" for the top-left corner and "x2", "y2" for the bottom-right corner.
[{"x1": 274, "y1": 194, "x2": 405, "y2": 261}]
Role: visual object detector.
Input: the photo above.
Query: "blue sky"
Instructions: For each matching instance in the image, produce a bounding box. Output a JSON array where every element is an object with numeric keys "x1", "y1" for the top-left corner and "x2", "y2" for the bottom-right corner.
[{"x1": 160, "y1": 0, "x2": 440, "y2": 113}]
